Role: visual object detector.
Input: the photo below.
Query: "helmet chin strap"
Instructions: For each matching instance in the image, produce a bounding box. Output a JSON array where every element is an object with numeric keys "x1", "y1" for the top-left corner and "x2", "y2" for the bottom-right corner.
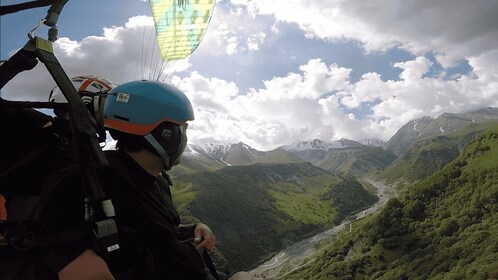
[{"x1": 144, "y1": 134, "x2": 171, "y2": 171}]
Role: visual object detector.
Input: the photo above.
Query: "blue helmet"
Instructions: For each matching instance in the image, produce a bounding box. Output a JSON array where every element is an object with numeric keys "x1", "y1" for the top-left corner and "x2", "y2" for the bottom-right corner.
[
  {"x1": 104, "y1": 80, "x2": 194, "y2": 170},
  {"x1": 104, "y1": 80, "x2": 194, "y2": 135}
]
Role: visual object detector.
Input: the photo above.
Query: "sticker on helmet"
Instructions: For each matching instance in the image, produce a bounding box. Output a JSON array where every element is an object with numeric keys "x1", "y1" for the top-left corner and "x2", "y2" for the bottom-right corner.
[
  {"x1": 81, "y1": 95, "x2": 93, "y2": 105},
  {"x1": 161, "y1": 128, "x2": 172, "y2": 140},
  {"x1": 116, "y1": 93, "x2": 130, "y2": 103}
]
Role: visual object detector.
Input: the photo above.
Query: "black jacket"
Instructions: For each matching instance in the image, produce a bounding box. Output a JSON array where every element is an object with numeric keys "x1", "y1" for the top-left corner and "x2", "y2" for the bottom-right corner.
[{"x1": 100, "y1": 150, "x2": 206, "y2": 279}]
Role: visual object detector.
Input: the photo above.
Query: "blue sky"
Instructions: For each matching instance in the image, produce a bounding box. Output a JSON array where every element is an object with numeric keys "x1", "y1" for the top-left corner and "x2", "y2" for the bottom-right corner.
[{"x1": 1, "y1": 0, "x2": 498, "y2": 150}]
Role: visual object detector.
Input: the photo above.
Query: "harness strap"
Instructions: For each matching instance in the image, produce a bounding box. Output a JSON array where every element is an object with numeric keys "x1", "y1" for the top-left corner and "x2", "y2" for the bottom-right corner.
[
  {"x1": 0, "y1": 48, "x2": 38, "y2": 89},
  {"x1": 0, "y1": 0, "x2": 53, "y2": 16},
  {"x1": 202, "y1": 250, "x2": 220, "y2": 280},
  {"x1": 33, "y1": 37, "x2": 108, "y2": 204}
]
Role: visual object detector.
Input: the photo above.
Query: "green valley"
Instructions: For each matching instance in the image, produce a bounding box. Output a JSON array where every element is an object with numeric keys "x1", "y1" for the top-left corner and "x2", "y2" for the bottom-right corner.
[
  {"x1": 170, "y1": 162, "x2": 378, "y2": 272},
  {"x1": 284, "y1": 124, "x2": 498, "y2": 279}
]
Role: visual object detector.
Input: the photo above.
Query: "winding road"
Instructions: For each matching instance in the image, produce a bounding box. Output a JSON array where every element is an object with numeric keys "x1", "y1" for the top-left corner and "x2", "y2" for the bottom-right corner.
[{"x1": 249, "y1": 179, "x2": 397, "y2": 279}]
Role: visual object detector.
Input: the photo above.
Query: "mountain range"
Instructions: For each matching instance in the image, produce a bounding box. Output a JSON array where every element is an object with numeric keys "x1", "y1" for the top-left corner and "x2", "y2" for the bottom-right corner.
[
  {"x1": 176, "y1": 107, "x2": 498, "y2": 181},
  {"x1": 168, "y1": 106, "x2": 498, "y2": 273},
  {"x1": 180, "y1": 138, "x2": 395, "y2": 177},
  {"x1": 182, "y1": 107, "x2": 498, "y2": 168}
]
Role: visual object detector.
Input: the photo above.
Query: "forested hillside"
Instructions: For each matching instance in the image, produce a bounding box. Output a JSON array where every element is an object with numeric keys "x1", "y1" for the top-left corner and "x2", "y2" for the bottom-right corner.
[
  {"x1": 320, "y1": 178, "x2": 378, "y2": 224},
  {"x1": 286, "y1": 125, "x2": 498, "y2": 279}
]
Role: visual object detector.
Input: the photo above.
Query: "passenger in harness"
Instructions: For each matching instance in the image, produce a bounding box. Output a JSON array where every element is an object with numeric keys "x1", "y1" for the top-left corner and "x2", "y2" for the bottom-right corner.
[{"x1": 0, "y1": 75, "x2": 118, "y2": 280}]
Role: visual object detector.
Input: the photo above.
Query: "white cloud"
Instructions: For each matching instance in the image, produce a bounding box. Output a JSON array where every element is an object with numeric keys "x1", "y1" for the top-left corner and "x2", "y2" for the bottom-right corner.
[
  {"x1": 232, "y1": 0, "x2": 498, "y2": 67},
  {"x1": 225, "y1": 36, "x2": 240, "y2": 55},
  {"x1": 169, "y1": 54, "x2": 498, "y2": 150},
  {"x1": 394, "y1": 56, "x2": 432, "y2": 81},
  {"x1": 247, "y1": 32, "x2": 266, "y2": 51},
  {"x1": 299, "y1": 59, "x2": 351, "y2": 94},
  {"x1": 192, "y1": 4, "x2": 270, "y2": 57}
]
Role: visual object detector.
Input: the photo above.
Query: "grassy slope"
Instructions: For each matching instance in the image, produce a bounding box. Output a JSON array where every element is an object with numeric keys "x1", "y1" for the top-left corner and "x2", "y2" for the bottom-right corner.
[
  {"x1": 286, "y1": 124, "x2": 498, "y2": 280},
  {"x1": 379, "y1": 136, "x2": 460, "y2": 186},
  {"x1": 170, "y1": 156, "x2": 227, "y2": 177},
  {"x1": 379, "y1": 122, "x2": 497, "y2": 187},
  {"x1": 316, "y1": 147, "x2": 396, "y2": 177},
  {"x1": 251, "y1": 148, "x2": 303, "y2": 165}
]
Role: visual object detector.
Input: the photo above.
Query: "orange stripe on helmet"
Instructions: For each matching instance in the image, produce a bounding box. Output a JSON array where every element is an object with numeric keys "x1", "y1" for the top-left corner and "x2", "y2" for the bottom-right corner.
[
  {"x1": 79, "y1": 79, "x2": 94, "y2": 92},
  {"x1": 104, "y1": 118, "x2": 185, "y2": 136},
  {"x1": 86, "y1": 76, "x2": 114, "y2": 90}
]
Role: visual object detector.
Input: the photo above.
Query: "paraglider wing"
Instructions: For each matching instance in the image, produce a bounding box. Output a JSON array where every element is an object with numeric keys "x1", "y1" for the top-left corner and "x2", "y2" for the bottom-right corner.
[{"x1": 149, "y1": 0, "x2": 215, "y2": 61}]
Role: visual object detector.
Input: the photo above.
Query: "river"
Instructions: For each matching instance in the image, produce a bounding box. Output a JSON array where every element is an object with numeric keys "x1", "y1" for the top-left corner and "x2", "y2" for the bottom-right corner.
[{"x1": 249, "y1": 179, "x2": 397, "y2": 279}]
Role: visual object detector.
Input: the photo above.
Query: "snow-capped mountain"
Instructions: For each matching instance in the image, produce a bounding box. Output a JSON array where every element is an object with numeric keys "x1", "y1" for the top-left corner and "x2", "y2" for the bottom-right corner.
[
  {"x1": 185, "y1": 143, "x2": 232, "y2": 164},
  {"x1": 184, "y1": 142, "x2": 264, "y2": 165}
]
